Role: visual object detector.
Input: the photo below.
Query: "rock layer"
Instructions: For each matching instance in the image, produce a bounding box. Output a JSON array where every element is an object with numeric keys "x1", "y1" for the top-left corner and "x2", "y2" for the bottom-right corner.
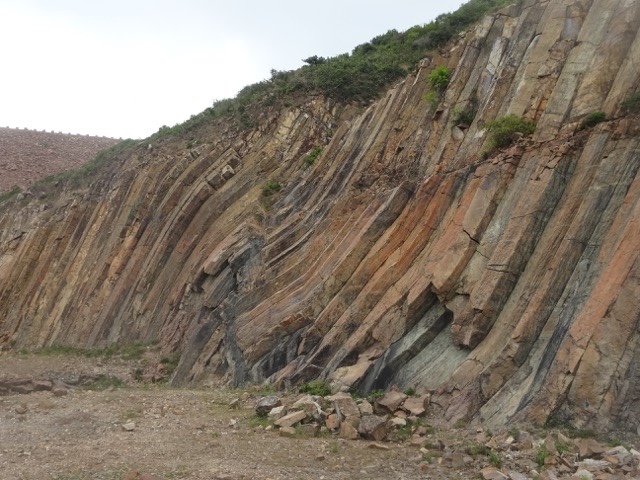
[{"x1": 1, "y1": 0, "x2": 640, "y2": 431}]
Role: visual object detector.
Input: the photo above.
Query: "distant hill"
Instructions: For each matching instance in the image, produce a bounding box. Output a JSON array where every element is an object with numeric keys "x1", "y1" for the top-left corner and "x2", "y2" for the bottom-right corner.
[{"x1": 0, "y1": 127, "x2": 120, "y2": 192}]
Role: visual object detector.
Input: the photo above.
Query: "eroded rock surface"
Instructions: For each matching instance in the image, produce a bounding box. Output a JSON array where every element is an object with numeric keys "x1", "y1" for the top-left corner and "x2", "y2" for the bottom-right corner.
[{"x1": 1, "y1": 0, "x2": 640, "y2": 432}]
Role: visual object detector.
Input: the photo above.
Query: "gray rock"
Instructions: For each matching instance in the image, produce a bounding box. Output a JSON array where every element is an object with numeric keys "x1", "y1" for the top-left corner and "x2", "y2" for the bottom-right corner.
[
  {"x1": 255, "y1": 396, "x2": 282, "y2": 417},
  {"x1": 358, "y1": 415, "x2": 389, "y2": 441}
]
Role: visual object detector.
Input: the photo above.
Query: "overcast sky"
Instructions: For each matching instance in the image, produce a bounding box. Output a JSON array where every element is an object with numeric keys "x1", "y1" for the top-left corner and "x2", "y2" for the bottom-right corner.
[{"x1": 0, "y1": 1, "x2": 465, "y2": 139}]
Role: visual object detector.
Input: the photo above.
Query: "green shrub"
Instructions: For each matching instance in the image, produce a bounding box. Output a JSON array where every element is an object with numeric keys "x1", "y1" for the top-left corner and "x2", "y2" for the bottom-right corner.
[
  {"x1": 404, "y1": 387, "x2": 416, "y2": 396},
  {"x1": 486, "y1": 114, "x2": 536, "y2": 150},
  {"x1": 303, "y1": 146, "x2": 323, "y2": 169},
  {"x1": 622, "y1": 92, "x2": 640, "y2": 113},
  {"x1": 428, "y1": 66, "x2": 451, "y2": 92},
  {"x1": 262, "y1": 180, "x2": 282, "y2": 197},
  {"x1": 535, "y1": 445, "x2": 550, "y2": 467},
  {"x1": 160, "y1": 352, "x2": 181, "y2": 378},
  {"x1": 578, "y1": 111, "x2": 606, "y2": 130},
  {"x1": 487, "y1": 450, "x2": 503, "y2": 468},
  {"x1": 299, "y1": 379, "x2": 331, "y2": 396}
]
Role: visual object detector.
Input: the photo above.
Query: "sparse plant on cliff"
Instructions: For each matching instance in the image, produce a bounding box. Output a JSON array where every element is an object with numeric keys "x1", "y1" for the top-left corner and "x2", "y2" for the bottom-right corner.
[
  {"x1": 622, "y1": 92, "x2": 640, "y2": 113},
  {"x1": 0, "y1": 185, "x2": 22, "y2": 204},
  {"x1": 262, "y1": 180, "x2": 282, "y2": 197},
  {"x1": 578, "y1": 111, "x2": 606, "y2": 130},
  {"x1": 535, "y1": 444, "x2": 550, "y2": 467},
  {"x1": 302, "y1": 146, "x2": 323, "y2": 169},
  {"x1": 428, "y1": 66, "x2": 451, "y2": 92},
  {"x1": 452, "y1": 96, "x2": 479, "y2": 127},
  {"x1": 485, "y1": 114, "x2": 536, "y2": 152},
  {"x1": 487, "y1": 449, "x2": 503, "y2": 468}
]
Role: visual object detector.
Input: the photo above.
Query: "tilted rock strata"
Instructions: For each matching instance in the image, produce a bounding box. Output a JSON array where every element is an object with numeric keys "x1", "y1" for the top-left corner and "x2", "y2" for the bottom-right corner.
[{"x1": 1, "y1": 0, "x2": 640, "y2": 431}]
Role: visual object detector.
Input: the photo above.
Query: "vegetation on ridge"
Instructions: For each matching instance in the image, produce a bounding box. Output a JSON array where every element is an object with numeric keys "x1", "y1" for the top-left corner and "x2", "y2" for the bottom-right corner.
[{"x1": 149, "y1": 0, "x2": 517, "y2": 139}]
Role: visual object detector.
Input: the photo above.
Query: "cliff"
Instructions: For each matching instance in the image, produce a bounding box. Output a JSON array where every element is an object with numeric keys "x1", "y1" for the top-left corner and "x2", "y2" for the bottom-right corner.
[
  {"x1": 0, "y1": 128, "x2": 119, "y2": 192},
  {"x1": 1, "y1": 0, "x2": 639, "y2": 432}
]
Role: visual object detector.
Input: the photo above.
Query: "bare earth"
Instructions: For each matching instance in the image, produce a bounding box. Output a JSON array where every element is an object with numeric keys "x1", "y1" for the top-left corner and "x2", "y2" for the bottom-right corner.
[
  {"x1": 1, "y1": 353, "x2": 639, "y2": 480},
  {"x1": 0, "y1": 354, "x2": 445, "y2": 480}
]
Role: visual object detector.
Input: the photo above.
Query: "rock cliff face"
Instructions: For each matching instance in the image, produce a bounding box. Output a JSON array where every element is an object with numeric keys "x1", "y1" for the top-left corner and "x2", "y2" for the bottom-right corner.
[{"x1": 1, "y1": 0, "x2": 640, "y2": 431}]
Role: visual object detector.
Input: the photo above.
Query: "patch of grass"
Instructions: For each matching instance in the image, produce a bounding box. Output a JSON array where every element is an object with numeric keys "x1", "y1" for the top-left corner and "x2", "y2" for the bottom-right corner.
[
  {"x1": 465, "y1": 441, "x2": 487, "y2": 458},
  {"x1": 622, "y1": 92, "x2": 640, "y2": 113},
  {"x1": 249, "y1": 415, "x2": 272, "y2": 428},
  {"x1": 404, "y1": 387, "x2": 416, "y2": 396},
  {"x1": 578, "y1": 111, "x2": 606, "y2": 130},
  {"x1": 302, "y1": 146, "x2": 323, "y2": 169},
  {"x1": 485, "y1": 114, "x2": 536, "y2": 151},
  {"x1": 262, "y1": 180, "x2": 282, "y2": 197},
  {"x1": 84, "y1": 374, "x2": 125, "y2": 391},
  {"x1": 0, "y1": 185, "x2": 22, "y2": 205},
  {"x1": 394, "y1": 424, "x2": 414, "y2": 442},
  {"x1": 555, "y1": 437, "x2": 571, "y2": 455},
  {"x1": 29, "y1": 342, "x2": 152, "y2": 360},
  {"x1": 299, "y1": 379, "x2": 332, "y2": 396},
  {"x1": 508, "y1": 426, "x2": 521, "y2": 441},
  {"x1": 159, "y1": 352, "x2": 181, "y2": 378},
  {"x1": 487, "y1": 449, "x2": 503, "y2": 468},
  {"x1": 367, "y1": 389, "x2": 386, "y2": 402},
  {"x1": 454, "y1": 418, "x2": 468, "y2": 429},
  {"x1": 535, "y1": 444, "x2": 550, "y2": 467},
  {"x1": 330, "y1": 441, "x2": 340, "y2": 454}
]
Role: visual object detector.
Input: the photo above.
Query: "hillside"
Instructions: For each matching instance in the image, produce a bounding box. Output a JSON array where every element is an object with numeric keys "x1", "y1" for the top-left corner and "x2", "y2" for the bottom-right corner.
[
  {"x1": 0, "y1": 127, "x2": 119, "y2": 192},
  {"x1": 1, "y1": 0, "x2": 640, "y2": 434}
]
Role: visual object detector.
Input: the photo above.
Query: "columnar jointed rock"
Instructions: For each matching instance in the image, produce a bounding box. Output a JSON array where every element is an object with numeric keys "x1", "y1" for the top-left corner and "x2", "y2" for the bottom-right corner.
[{"x1": 1, "y1": 0, "x2": 640, "y2": 432}]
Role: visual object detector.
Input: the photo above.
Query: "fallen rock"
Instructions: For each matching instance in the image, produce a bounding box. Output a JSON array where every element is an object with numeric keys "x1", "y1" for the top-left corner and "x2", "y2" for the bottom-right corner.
[
  {"x1": 268, "y1": 405, "x2": 287, "y2": 419},
  {"x1": 480, "y1": 466, "x2": 509, "y2": 480},
  {"x1": 339, "y1": 421, "x2": 359, "y2": 440},
  {"x1": 298, "y1": 423, "x2": 320, "y2": 437},
  {"x1": 15, "y1": 404, "x2": 28, "y2": 415},
  {"x1": 325, "y1": 413, "x2": 340, "y2": 430},
  {"x1": 329, "y1": 392, "x2": 360, "y2": 420},
  {"x1": 274, "y1": 410, "x2": 307, "y2": 428},
  {"x1": 375, "y1": 391, "x2": 407, "y2": 414},
  {"x1": 122, "y1": 421, "x2": 136, "y2": 432},
  {"x1": 358, "y1": 415, "x2": 389, "y2": 441},
  {"x1": 577, "y1": 438, "x2": 606, "y2": 459},
  {"x1": 255, "y1": 396, "x2": 282, "y2": 417},
  {"x1": 279, "y1": 426, "x2": 297, "y2": 437},
  {"x1": 402, "y1": 396, "x2": 428, "y2": 416},
  {"x1": 358, "y1": 399, "x2": 374, "y2": 416}
]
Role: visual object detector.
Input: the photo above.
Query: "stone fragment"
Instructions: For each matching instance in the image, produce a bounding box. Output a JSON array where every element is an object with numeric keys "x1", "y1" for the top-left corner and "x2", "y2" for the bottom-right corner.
[
  {"x1": 228, "y1": 398, "x2": 240, "y2": 409},
  {"x1": 480, "y1": 467, "x2": 508, "y2": 480},
  {"x1": 358, "y1": 415, "x2": 389, "y2": 441},
  {"x1": 506, "y1": 471, "x2": 528, "y2": 480},
  {"x1": 255, "y1": 396, "x2": 282, "y2": 417},
  {"x1": 368, "y1": 442, "x2": 390, "y2": 450},
  {"x1": 329, "y1": 392, "x2": 360, "y2": 420},
  {"x1": 572, "y1": 469, "x2": 594, "y2": 480},
  {"x1": 603, "y1": 445, "x2": 632, "y2": 465},
  {"x1": 575, "y1": 459, "x2": 610, "y2": 472},
  {"x1": 325, "y1": 413, "x2": 340, "y2": 431},
  {"x1": 279, "y1": 426, "x2": 296, "y2": 437},
  {"x1": 390, "y1": 417, "x2": 407, "y2": 428},
  {"x1": 122, "y1": 421, "x2": 136, "y2": 431},
  {"x1": 339, "y1": 421, "x2": 359, "y2": 440},
  {"x1": 268, "y1": 405, "x2": 286, "y2": 419},
  {"x1": 15, "y1": 404, "x2": 28, "y2": 415},
  {"x1": 33, "y1": 380, "x2": 53, "y2": 392},
  {"x1": 358, "y1": 400, "x2": 373, "y2": 416},
  {"x1": 375, "y1": 391, "x2": 407, "y2": 414},
  {"x1": 274, "y1": 410, "x2": 307, "y2": 428},
  {"x1": 402, "y1": 396, "x2": 427, "y2": 416},
  {"x1": 298, "y1": 423, "x2": 320, "y2": 437},
  {"x1": 577, "y1": 438, "x2": 606, "y2": 459},
  {"x1": 292, "y1": 395, "x2": 323, "y2": 420}
]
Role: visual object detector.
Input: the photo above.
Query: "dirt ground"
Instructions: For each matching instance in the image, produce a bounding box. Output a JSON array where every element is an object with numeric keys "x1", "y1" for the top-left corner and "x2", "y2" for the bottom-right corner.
[
  {"x1": 2, "y1": 352, "x2": 639, "y2": 480},
  {"x1": 0, "y1": 353, "x2": 461, "y2": 480}
]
